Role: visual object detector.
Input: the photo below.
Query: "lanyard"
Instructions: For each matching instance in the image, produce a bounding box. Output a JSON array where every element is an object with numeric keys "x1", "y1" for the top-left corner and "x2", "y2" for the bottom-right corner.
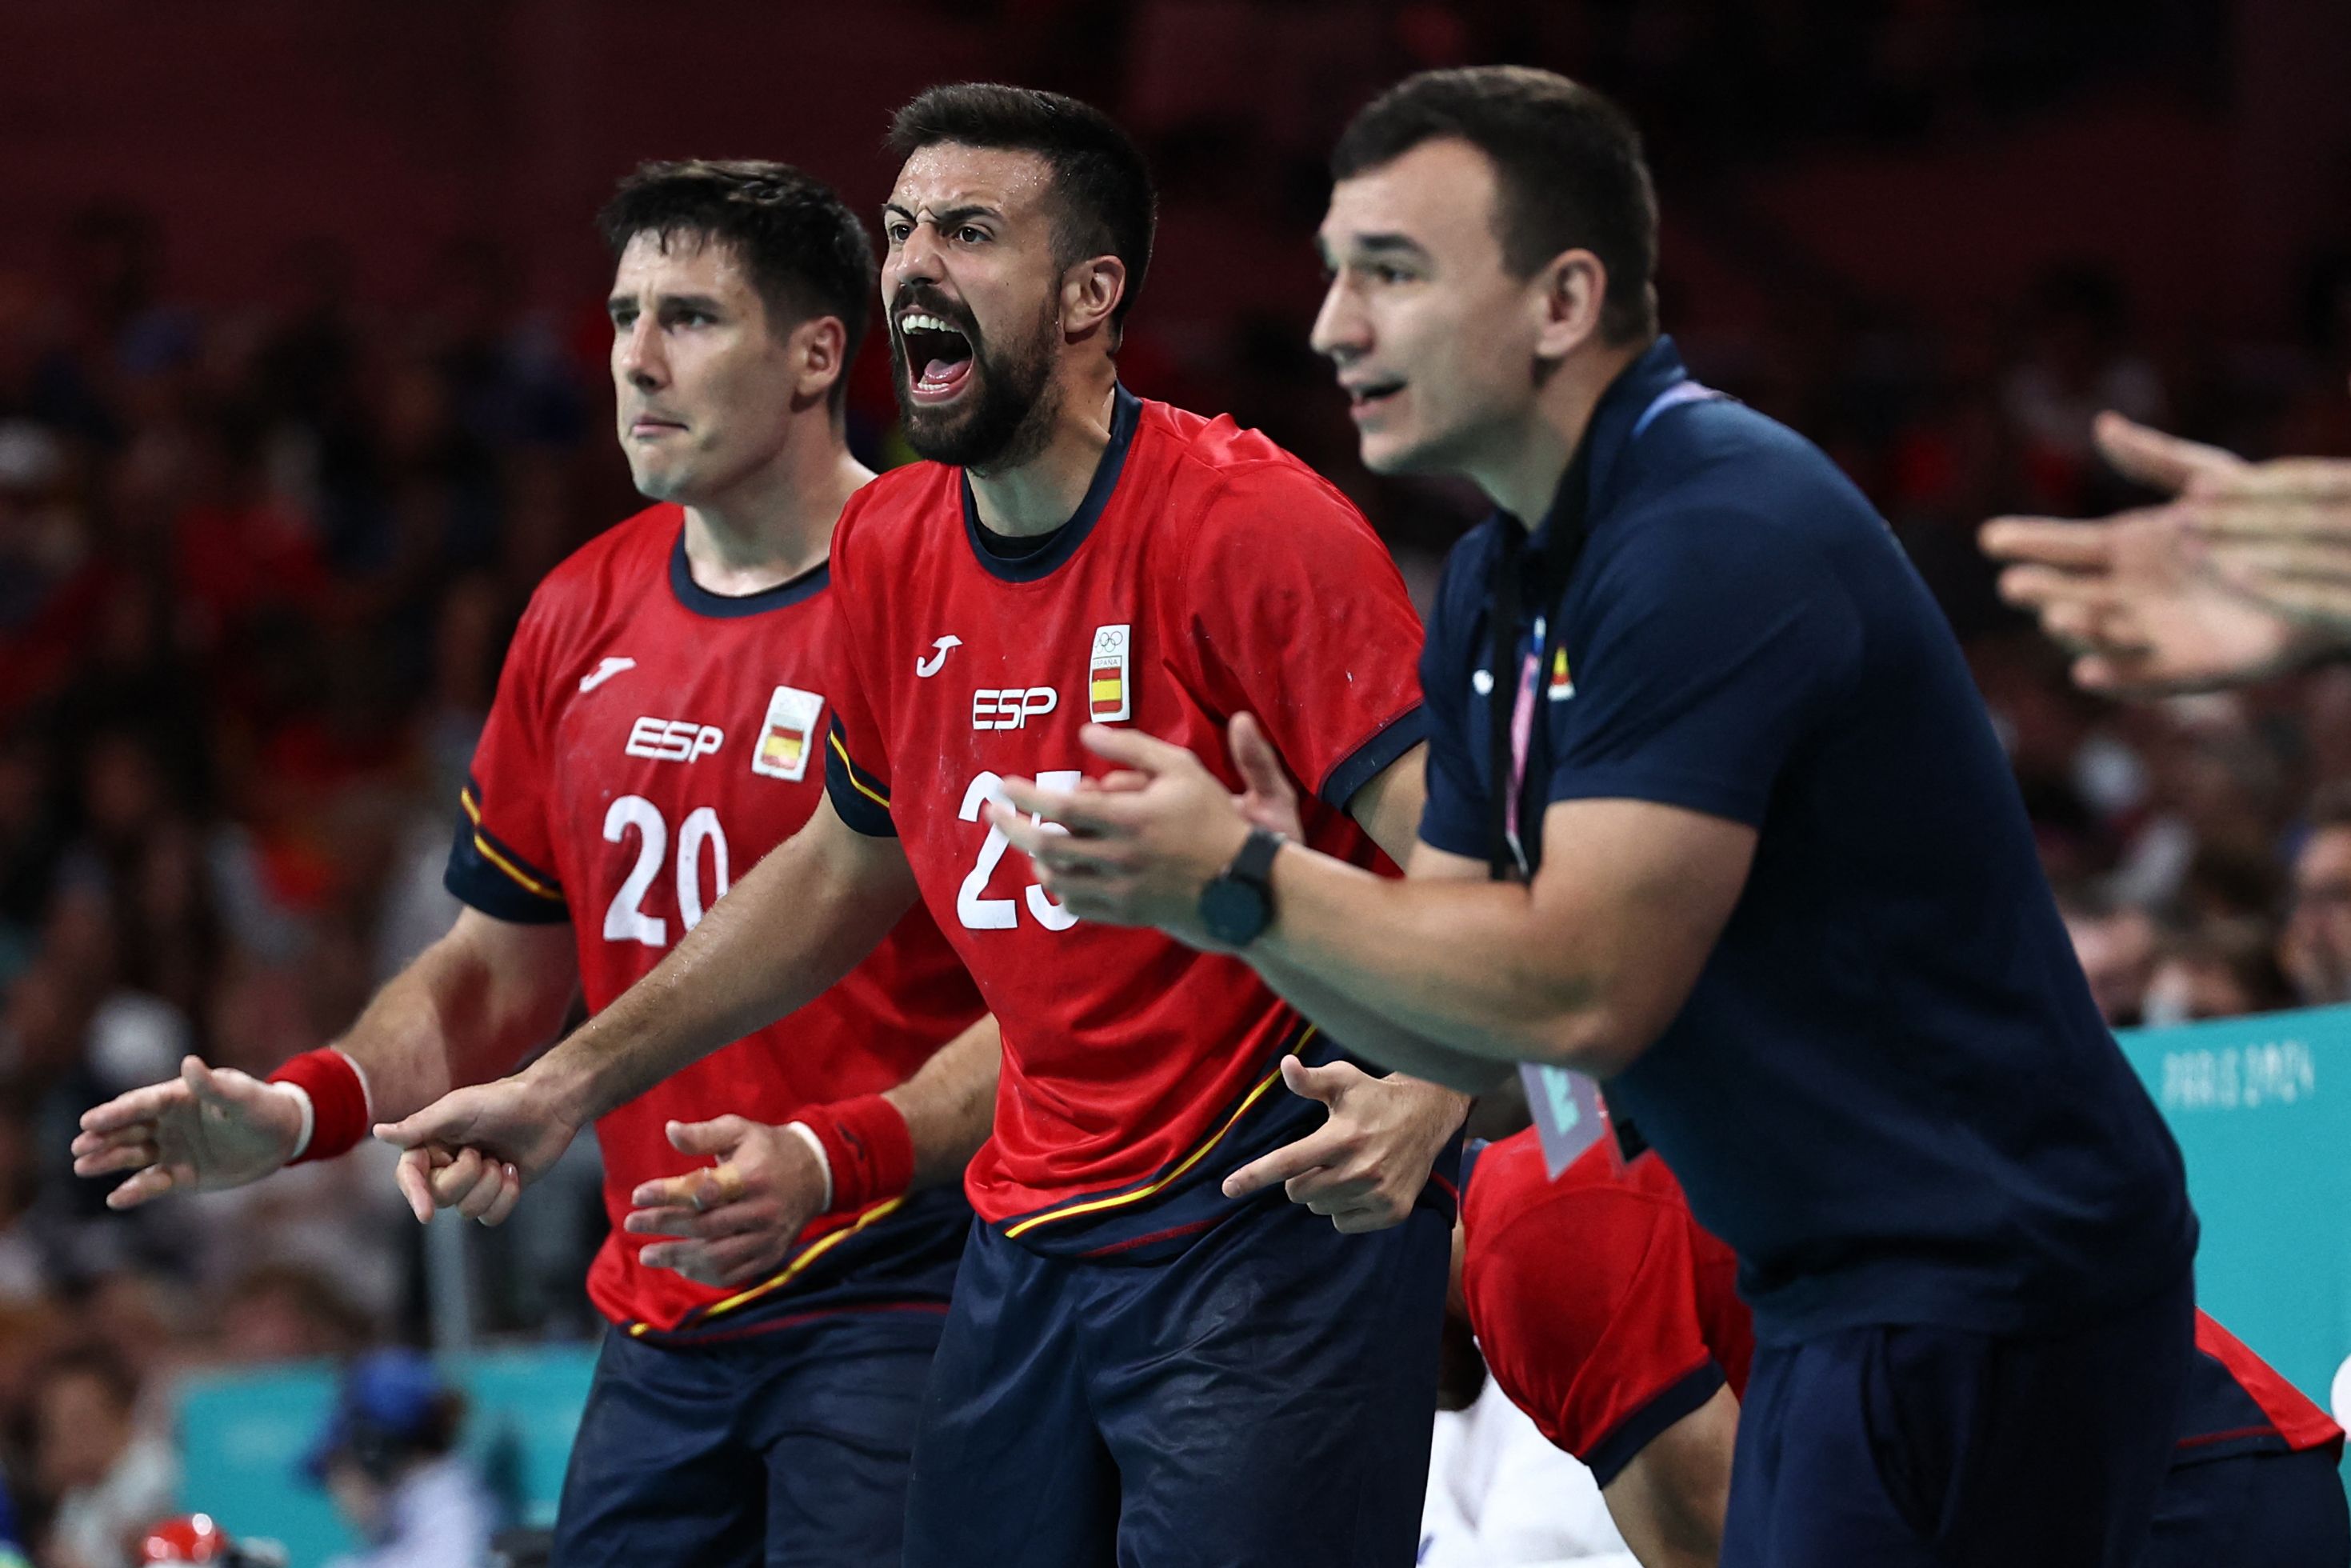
[{"x1": 1485, "y1": 433, "x2": 1595, "y2": 883}]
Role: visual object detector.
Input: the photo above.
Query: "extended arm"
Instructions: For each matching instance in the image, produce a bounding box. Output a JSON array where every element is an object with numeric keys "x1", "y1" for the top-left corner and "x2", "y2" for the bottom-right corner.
[
  {"x1": 73, "y1": 909, "x2": 577, "y2": 1207},
  {"x1": 376, "y1": 795, "x2": 922, "y2": 1203},
  {"x1": 1252, "y1": 798, "x2": 1752, "y2": 1080},
  {"x1": 999, "y1": 729, "x2": 1753, "y2": 1086}
]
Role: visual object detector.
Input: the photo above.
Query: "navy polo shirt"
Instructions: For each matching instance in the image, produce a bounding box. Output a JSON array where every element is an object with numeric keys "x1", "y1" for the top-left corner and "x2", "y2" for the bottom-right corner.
[{"x1": 1420, "y1": 337, "x2": 2196, "y2": 1342}]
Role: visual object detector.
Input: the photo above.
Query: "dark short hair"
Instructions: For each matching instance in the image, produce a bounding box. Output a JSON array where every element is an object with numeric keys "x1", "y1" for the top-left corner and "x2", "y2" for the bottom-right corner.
[
  {"x1": 1331, "y1": 66, "x2": 1659, "y2": 346},
  {"x1": 886, "y1": 83, "x2": 1156, "y2": 339},
  {"x1": 598, "y1": 159, "x2": 876, "y2": 412}
]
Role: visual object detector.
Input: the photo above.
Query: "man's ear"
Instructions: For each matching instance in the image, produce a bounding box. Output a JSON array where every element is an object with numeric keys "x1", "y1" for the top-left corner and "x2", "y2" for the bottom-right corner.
[
  {"x1": 1530, "y1": 248, "x2": 1609, "y2": 362},
  {"x1": 1061, "y1": 254, "x2": 1128, "y2": 342},
  {"x1": 791, "y1": 314, "x2": 850, "y2": 412}
]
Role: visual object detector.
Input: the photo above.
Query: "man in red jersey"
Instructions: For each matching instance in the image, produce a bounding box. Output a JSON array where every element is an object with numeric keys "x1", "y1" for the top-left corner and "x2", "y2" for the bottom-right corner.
[
  {"x1": 73, "y1": 161, "x2": 999, "y2": 1568},
  {"x1": 379, "y1": 86, "x2": 1469, "y2": 1567},
  {"x1": 1458, "y1": 1126, "x2": 2349, "y2": 1568}
]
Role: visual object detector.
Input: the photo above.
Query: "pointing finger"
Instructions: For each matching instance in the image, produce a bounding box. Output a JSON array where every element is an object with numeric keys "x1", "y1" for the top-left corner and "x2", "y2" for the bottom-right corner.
[{"x1": 1223, "y1": 1129, "x2": 1340, "y2": 1198}]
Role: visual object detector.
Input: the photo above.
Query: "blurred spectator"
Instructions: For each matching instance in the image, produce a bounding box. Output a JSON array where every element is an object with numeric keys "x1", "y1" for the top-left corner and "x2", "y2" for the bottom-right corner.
[
  {"x1": 2281, "y1": 785, "x2": 2351, "y2": 1008},
  {"x1": 306, "y1": 1351, "x2": 495, "y2": 1568},
  {"x1": 30, "y1": 1346, "x2": 175, "y2": 1568},
  {"x1": 208, "y1": 1264, "x2": 373, "y2": 1369},
  {"x1": 2143, "y1": 918, "x2": 2296, "y2": 1026},
  {"x1": 2001, "y1": 264, "x2": 2166, "y2": 513},
  {"x1": 2060, "y1": 886, "x2": 2160, "y2": 1029}
]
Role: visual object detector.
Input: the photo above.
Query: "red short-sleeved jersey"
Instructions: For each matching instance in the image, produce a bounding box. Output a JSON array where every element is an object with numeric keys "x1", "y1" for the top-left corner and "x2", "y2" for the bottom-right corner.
[
  {"x1": 822, "y1": 388, "x2": 1429, "y2": 1254},
  {"x1": 448, "y1": 504, "x2": 986, "y2": 1335},
  {"x1": 1460, "y1": 1129, "x2": 1752, "y2": 1486},
  {"x1": 1461, "y1": 1129, "x2": 2341, "y2": 1482}
]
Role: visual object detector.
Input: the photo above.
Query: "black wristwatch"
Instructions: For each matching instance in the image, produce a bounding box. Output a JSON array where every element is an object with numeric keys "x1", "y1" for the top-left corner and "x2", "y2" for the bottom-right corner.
[{"x1": 1199, "y1": 826, "x2": 1286, "y2": 948}]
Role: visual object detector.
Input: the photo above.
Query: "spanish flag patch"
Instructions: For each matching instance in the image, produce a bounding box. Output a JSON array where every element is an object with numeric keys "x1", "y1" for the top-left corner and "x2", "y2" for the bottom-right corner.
[{"x1": 1090, "y1": 624, "x2": 1133, "y2": 722}]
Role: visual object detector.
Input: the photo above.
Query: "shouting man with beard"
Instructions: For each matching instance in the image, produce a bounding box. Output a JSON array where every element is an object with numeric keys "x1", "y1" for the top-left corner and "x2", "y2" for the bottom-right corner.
[{"x1": 378, "y1": 85, "x2": 1472, "y2": 1568}]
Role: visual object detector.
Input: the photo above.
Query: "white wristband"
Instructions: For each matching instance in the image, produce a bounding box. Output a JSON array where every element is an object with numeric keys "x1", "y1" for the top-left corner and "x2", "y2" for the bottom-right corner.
[
  {"x1": 274, "y1": 1081, "x2": 317, "y2": 1161},
  {"x1": 783, "y1": 1121, "x2": 834, "y2": 1211}
]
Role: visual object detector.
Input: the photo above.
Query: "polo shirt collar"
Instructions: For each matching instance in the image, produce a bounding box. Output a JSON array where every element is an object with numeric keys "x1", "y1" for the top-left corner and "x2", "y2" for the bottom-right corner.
[{"x1": 1524, "y1": 334, "x2": 1688, "y2": 550}]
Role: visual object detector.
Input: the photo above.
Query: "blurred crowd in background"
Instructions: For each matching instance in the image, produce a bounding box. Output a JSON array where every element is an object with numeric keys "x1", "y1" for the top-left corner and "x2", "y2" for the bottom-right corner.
[{"x1": 2, "y1": 1, "x2": 2349, "y2": 1563}]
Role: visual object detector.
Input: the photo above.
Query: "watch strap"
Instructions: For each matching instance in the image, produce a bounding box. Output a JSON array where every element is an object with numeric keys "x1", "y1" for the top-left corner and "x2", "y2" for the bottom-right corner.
[{"x1": 1229, "y1": 826, "x2": 1285, "y2": 889}]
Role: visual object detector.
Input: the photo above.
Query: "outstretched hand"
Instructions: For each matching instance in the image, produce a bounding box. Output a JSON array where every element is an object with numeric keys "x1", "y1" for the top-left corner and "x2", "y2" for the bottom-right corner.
[
  {"x1": 71, "y1": 1055, "x2": 307, "y2": 1210},
  {"x1": 622, "y1": 1116, "x2": 828, "y2": 1289},
  {"x1": 1981, "y1": 411, "x2": 2339, "y2": 695}
]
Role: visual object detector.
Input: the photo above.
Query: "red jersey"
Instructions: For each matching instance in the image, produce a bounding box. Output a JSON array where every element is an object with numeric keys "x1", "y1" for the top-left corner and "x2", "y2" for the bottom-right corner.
[
  {"x1": 1461, "y1": 1130, "x2": 1752, "y2": 1484},
  {"x1": 1461, "y1": 1129, "x2": 2341, "y2": 1480},
  {"x1": 449, "y1": 504, "x2": 985, "y2": 1336},
  {"x1": 823, "y1": 388, "x2": 1429, "y2": 1254}
]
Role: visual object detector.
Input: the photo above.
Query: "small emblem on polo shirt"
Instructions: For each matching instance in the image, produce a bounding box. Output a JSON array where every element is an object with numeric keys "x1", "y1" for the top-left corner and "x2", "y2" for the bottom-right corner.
[
  {"x1": 751, "y1": 685, "x2": 824, "y2": 781},
  {"x1": 1547, "y1": 648, "x2": 1575, "y2": 701}
]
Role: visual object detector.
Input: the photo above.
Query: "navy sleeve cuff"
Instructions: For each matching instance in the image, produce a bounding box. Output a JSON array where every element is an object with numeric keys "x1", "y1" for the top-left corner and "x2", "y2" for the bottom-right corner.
[
  {"x1": 1580, "y1": 1358, "x2": 1727, "y2": 1488},
  {"x1": 824, "y1": 718, "x2": 898, "y2": 838},
  {"x1": 444, "y1": 813, "x2": 569, "y2": 925},
  {"x1": 1546, "y1": 761, "x2": 1771, "y2": 830},
  {"x1": 1317, "y1": 704, "x2": 1430, "y2": 812}
]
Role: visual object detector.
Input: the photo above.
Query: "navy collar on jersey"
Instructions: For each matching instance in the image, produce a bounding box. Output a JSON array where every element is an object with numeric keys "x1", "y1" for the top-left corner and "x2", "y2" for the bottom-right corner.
[
  {"x1": 961, "y1": 383, "x2": 1143, "y2": 583},
  {"x1": 668, "y1": 525, "x2": 830, "y2": 618},
  {"x1": 1515, "y1": 335, "x2": 1696, "y2": 550}
]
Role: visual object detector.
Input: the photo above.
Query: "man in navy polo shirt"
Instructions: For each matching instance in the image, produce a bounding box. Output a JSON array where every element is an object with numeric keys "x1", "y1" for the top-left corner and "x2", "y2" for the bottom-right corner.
[{"x1": 997, "y1": 66, "x2": 2200, "y2": 1567}]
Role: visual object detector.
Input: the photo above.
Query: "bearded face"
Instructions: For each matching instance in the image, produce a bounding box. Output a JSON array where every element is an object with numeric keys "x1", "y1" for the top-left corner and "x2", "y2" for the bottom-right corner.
[{"x1": 890, "y1": 279, "x2": 1062, "y2": 473}]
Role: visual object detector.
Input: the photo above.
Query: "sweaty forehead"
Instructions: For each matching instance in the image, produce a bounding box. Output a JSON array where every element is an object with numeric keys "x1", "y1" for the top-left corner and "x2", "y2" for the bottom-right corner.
[
  {"x1": 1321, "y1": 138, "x2": 1503, "y2": 259},
  {"x1": 889, "y1": 143, "x2": 1057, "y2": 219}
]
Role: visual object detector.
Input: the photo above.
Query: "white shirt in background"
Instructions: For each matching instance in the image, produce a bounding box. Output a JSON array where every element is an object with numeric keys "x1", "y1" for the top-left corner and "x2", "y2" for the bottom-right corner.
[{"x1": 1420, "y1": 1378, "x2": 1640, "y2": 1568}]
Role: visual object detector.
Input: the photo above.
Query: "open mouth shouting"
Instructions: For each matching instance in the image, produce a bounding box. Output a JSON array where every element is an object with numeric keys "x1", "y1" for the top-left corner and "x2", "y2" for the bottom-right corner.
[{"x1": 900, "y1": 310, "x2": 978, "y2": 404}]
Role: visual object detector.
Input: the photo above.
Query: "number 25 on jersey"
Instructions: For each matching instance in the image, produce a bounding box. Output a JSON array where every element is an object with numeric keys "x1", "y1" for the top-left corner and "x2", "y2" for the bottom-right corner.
[{"x1": 958, "y1": 771, "x2": 1079, "y2": 933}]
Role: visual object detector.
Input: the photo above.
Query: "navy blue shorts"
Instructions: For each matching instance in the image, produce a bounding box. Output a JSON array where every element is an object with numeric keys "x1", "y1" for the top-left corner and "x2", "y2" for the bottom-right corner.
[
  {"x1": 902, "y1": 1198, "x2": 1452, "y2": 1568},
  {"x1": 2145, "y1": 1445, "x2": 2351, "y2": 1568},
  {"x1": 552, "y1": 1306, "x2": 947, "y2": 1567},
  {"x1": 1723, "y1": 1269, "x2": 2194, "y2": 1568}
]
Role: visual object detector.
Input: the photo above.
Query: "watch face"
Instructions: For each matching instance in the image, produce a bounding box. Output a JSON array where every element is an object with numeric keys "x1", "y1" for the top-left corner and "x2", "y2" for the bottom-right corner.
[{"x1": 1201, "y1": 877, "x2": 1271, "y2": 946}]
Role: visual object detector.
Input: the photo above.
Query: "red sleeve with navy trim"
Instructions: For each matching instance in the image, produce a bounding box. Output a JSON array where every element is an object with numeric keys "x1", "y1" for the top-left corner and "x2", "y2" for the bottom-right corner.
[
  {"x1": 1462, "y1": 1130, "x2": 1753, "y2": 1486},
  {"x1": 446, "y1": 588, "x2": 570, "y2": 922},
  {"x1": 821, "y1": 487, "x2": 899, "y2": 839},
  {"x1": 1181, "y1": 461, "x2": 1428, "y2": 810}
]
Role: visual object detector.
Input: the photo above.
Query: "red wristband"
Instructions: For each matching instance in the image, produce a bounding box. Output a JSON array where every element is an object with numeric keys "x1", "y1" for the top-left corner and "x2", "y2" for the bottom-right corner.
[
  {"x1": 269, "y1": 1049, "x2": 370, "y2": 1164},
  {"x1": 802, "y1": 1094, "x2": 913, "y2": 1214}
]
